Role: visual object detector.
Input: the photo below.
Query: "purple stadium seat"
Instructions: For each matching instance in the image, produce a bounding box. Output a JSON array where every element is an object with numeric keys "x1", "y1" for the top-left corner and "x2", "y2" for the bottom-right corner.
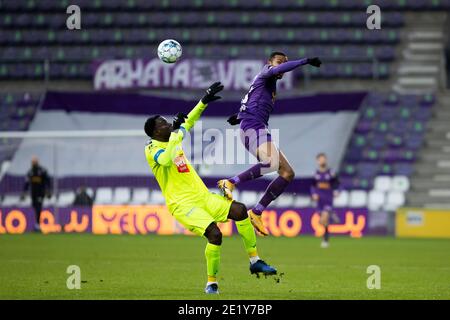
[
  {"x1": 47, "y1": 14, "x2": 65, "y2": 28},
  {"x1": 371, "y1": 134, "x2": 388, "y2": 149},
  {"x1": 216, "y1": 12, "x2": 242, "y2": 26},
  {"x1": 355, "y1": 63, "x2": 374, "y2": 78},
  {"x1": 378, "y1": 107, "x2": 398, "y2": 120},
  {"x1": 339, "y1": 177, "x2": 354, "y2": 190},
  {"x1": 355, "y1": 120, "x2": 373, "y2": 134},
  {"x1": 358, "y1": 163, "x2": 379, "y2": 179},
  {"x1": 345, "y1": 148, "x2": 363, "y2": 163},
  {"x1": 394, "y1": 163, "x2": 414, "y2": 176},
  {"x1": 405, "y1": 134, "x2": 423, "y2": 149},
  {"x1": 377, "y1": 46, "x2": 396, "y2": 61}
]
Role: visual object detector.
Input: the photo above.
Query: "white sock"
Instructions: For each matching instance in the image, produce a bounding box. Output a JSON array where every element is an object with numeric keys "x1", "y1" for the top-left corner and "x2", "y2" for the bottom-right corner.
[
  {"x1": 206, "y1": 281, "x2": 218, "y2": 286},
  {"x1": 249, "y1": 256, "x2": 260, "y2": 265}
]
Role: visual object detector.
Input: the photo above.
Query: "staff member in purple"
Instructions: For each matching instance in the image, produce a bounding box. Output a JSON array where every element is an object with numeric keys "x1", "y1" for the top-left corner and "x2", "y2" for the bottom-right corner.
[
  {"x1": 219, "y1": 51, "x2": 322, "y2": 236},
  {"x1": 310, "y1": 153, "x2": 341, "y2": 248}
]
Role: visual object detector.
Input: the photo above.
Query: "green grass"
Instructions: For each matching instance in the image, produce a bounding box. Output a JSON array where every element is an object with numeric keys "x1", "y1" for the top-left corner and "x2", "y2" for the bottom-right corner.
[{"x1": 0, "y1": 234, "x2": 449, "y2": 299}]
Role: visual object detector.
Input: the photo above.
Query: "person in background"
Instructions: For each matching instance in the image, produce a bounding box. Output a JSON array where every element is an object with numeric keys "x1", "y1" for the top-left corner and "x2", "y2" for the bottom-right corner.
[
  {"x1": 310, "y1": 153, "x2": 341, "y2": 248},
  {"x1": 22, "y1": 156, "x2": 52, "y2": 232},
  {"x1": 73, "y1": 186, "x2": 94, "y2": 207}
]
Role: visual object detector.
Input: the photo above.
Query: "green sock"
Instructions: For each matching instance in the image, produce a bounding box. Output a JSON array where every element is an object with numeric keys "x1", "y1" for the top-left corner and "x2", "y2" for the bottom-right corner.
[
  {"x1": 205, "y1": 243, "x2": 221, "y2": 283},
  {"x1": 235, "y1": 217, "x2": 258, "y2": 258}
]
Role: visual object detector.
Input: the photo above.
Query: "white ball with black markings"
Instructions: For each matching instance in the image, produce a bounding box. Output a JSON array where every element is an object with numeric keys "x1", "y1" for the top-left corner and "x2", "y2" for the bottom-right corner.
[{"x1": 157, "y1": 39, "x2": 182, "y2": 64}]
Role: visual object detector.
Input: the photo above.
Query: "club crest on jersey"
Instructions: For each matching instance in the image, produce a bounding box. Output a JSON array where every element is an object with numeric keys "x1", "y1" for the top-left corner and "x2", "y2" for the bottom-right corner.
[{"x1": 174, "y1": 150, "x2": 189, "y2": 173}]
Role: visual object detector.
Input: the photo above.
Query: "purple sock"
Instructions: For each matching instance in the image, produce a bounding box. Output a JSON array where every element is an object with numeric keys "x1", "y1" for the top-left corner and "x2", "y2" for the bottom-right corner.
[
  {"x1": 253, "y1": 175, "x2": 290, "y2": 215},
  {"x1": 228, "y1": 163, "x2": 266, "y2": 185}
]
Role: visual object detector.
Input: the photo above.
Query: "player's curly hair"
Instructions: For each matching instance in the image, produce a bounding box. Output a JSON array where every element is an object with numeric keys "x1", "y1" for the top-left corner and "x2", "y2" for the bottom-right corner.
[{"x1": 144, "y1": 115, "x2": 160, "y2": 137}]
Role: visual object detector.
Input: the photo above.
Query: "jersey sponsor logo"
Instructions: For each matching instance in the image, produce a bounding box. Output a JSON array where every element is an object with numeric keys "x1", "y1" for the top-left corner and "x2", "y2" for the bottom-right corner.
[
  {"x1": 317, "y1": 182, "x2": 331, "y2": 189},
  {"x1": 174, "y1": 151, "x2": 190, "y2": 173}
]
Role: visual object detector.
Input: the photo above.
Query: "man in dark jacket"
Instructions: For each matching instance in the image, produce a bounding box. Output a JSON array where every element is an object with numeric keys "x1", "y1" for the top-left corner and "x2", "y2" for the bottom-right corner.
[
  {"x1": 22, "y1": 156, "x2": 52, "y2": 231},
  {"x1": 73, "y1": 186, "x2": 93, "y2": 207}
]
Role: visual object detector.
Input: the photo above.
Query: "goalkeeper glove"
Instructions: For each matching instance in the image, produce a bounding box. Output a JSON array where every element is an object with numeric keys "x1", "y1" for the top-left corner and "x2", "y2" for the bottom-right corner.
[
  {"x1": 307, "y1": 57, "x2": 322, "y2": 68},
  {"x1": 201, "y1": 81, "x2": 224, "y2": 104},
  {"x1": 172, "y1": 112, "x2": 188, "y2": 131},
  {"x1": 227, "y1": 114, "x2": 241, "y2": 126}
]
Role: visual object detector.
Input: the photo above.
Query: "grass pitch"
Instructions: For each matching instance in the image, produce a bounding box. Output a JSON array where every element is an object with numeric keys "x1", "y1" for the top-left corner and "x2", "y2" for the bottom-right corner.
[{"x1": 0, "y1": 234, "x2": 449, "y2": 299}]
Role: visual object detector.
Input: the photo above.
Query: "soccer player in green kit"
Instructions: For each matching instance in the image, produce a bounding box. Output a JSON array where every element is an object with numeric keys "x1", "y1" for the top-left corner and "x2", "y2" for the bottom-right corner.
[{"x1": 144, "y1": 82, "x2": 277, "y2": 294}]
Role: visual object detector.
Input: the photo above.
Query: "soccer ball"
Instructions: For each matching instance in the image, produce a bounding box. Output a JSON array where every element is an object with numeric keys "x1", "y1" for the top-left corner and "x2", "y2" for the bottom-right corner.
[{"x1": 157, "y1": 39, "x2": 182, "y2": 63}]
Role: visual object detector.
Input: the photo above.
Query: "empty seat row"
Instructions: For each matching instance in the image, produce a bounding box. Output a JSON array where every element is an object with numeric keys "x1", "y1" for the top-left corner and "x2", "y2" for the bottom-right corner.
[
  {"x1": 0, "y1": 45, "x2": 396, "y2": 62},
  {"x1": 0, "y1": 187, "x2": 406, "y2": 212},
  {"x1": 2, "y1": 0, "x2": 449, "y2": 11},
  {"x1": 0, "y1": 12, "x2": 405, "y2": 29},
  {"x1": 0, "y1": 28, "x2": 400, "y2": 45}
]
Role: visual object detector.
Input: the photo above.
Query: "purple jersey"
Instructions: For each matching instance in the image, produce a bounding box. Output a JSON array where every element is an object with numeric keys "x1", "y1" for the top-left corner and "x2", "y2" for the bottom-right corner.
[
  {"x1": 238, "y1": 58, "x2": 308, "y2": 125},
  {"x1": 310, "y1": 168, "x2": 340, "y2": 211}
]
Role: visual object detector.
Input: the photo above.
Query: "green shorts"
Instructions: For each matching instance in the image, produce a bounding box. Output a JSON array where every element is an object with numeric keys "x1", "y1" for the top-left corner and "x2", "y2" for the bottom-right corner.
[{"x1": 172, "y1": 192, "x2": 232, "y2": 237}]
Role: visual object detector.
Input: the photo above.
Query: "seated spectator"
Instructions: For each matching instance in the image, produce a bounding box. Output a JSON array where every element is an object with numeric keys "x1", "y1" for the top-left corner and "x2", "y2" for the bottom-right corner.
[{"x1": 73, "y1": 186, "x2": 93, "y2": 207}]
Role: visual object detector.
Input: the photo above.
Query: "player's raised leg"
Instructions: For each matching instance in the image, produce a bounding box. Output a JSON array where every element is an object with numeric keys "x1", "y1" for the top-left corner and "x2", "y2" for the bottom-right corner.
[
  {"x1": 227, "y1": 201, "x2": 277, "y2": 275},
  {"x1": 248, "y1": 145, "x2": 295, "y2": 236}
]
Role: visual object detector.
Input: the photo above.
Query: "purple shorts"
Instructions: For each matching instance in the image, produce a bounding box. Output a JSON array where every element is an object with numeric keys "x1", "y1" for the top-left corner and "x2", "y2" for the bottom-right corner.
[{"x1": 239, "y1": 119, "x2": 272, "y2": 159}]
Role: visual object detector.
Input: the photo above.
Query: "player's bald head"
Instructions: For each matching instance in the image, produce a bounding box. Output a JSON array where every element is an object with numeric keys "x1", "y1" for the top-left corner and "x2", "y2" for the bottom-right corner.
[{"x1": 31, "y1": 156, "x2": 39, "y2": 166}]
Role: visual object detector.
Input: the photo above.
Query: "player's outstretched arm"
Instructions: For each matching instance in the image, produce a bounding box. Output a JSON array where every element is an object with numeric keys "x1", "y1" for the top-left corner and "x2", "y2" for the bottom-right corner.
[
  {"x1": 263, "y1": 57, "x2": 322, "y2": 78},
  {"x1": 151, "y1": 131, "x2": 184, "y2": 166},
  {"x1": 182, "y1": 82, "x2": 224, "y2": 131}
]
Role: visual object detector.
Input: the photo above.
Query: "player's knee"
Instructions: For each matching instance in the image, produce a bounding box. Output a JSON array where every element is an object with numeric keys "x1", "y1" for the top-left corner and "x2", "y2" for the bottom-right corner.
[
  {"x1": 279, "y1": 166, "x2": 295, "y2": 181},
  {"x1": 234, "y1": 202, "x2": 248, "y2": 221},
  {"x1": 205, "y1": 225, "x2": 222, "y2": 245}
]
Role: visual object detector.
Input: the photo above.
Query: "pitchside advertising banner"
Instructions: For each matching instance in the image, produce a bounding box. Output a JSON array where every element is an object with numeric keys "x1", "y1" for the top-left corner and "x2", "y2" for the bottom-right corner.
[
  {"x1": 0, "y1": 206, "x2": 367, "y2": 237},
  {"x1": 92, "y1": 58, "x2": 293, "y2": 91},
  {"x1": 396, "y1": 208, "x2": 450, "y2": 238}
]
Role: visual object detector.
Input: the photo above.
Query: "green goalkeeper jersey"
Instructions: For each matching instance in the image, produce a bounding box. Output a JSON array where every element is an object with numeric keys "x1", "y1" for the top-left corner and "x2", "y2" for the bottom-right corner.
[{"x1": 144, "y1": 101, "x2": 210, "y2": 214}]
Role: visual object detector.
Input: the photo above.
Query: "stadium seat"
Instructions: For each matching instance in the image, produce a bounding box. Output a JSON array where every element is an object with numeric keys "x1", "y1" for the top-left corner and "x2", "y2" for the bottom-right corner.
[
  {"x1": 130, "y1": 188, "x2": 150, "y2": 205},
  {"x1": 240, "y1": 191, "x2": 258, "y2": 206},
  {"x1": 374, "y1": 176, "x2": 392, "y2": 192},
  {"x1": 57, "y1": 191, "x2": 75, "y2": 207},
  {"x1": 1, "y1": 194, "x2": 31, "y2": 207},
  {"x1": 384, "y1": 191, "x2": 405, "y2": 211},
  {"x1": 391, "y1": 176, "x2": 410, "y2": 192},
  {"x1": 95, "y1": 187, "x2": 113, "y2": 204},
  {"x1": 45, "y1": 194, "x2": 57, "y2": 206},
  {"x1": 333, "y1": 190, "x2": 349, "y2": 207},
  {"x1": 273, "y1": 193, "x2": 294, "y2": 208},
  {"x1": 294, "y1": 196, "x2": 312, "y2": 207},
  {"x1": 349, "y1": 190, "x2": 368, "y2": 207},
  {"x1": 113, "y1": 187, "x2": 131, "y2": 204},
  {"x1": 367, "y1": 190, "x2": 385, "y2": 211},
  {"x1": 149, "y1": 190, "x2": 165, "y2": 205},
  {"x1": 1, "y1": 194, "x2": 21, "y2": 206}
]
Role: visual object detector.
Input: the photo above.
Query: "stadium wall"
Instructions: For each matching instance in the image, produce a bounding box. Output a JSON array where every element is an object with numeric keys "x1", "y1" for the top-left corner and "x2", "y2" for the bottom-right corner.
[{"x1": 0, "y1": 206, "x2": 368, "y2": 237}]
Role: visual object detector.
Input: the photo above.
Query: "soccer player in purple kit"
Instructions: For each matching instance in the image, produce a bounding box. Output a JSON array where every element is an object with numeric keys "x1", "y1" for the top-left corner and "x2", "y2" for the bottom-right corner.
[
  {"x1": 310, "y1": 153, "x2": 341, "y2": 248},
  {"x1": 218, "y1": 52, "x2": 322, "y2": 236}
]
